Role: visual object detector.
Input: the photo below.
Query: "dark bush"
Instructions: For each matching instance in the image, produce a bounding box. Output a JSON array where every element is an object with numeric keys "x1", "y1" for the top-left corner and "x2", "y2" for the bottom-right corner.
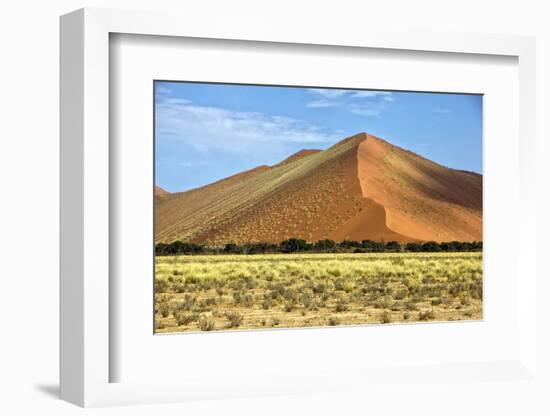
[
  {"x1": 338, "y1": 240, "x2": 361, "y2": 249},
  {"x1": 223, "y1": 243, "x2": 241, "y2": 253},
  {"x1": 314, "y1": 239, "x2": 336, "y2": 251},
  {"x1": 155, "y1": 238, "x2": 482, "y2": 256},
  {"x1": 405, "y1": 242, "x2": 422, "y2": 252},
  {"x1": 371, "y1": 242, "x2": 385, "y2": 252},
  {"x1": 385, "y1": 241, "x2": 401, "y2": 252},
  {"x1": 280, "y1": 238, "x2": 307, "y2": 253},
  {"x1": 421, "y1": 241, "x2": 441, "y2": 252}
]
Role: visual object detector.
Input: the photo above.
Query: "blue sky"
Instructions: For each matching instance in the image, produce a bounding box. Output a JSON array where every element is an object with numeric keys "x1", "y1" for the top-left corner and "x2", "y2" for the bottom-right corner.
[{"x1": 155, "y1": 81, "x2": 482, "y2": 192}]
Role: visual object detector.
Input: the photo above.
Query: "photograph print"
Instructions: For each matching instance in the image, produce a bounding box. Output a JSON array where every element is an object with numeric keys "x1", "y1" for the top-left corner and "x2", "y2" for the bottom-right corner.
[{"x1": 154, "y1": 81, "x2": 483, "y2": 333}]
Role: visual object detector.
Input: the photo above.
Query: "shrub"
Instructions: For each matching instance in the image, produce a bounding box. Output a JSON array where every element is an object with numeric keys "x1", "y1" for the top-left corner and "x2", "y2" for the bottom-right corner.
[
  {"x1": 178, "y1": 295, "x2": 195, "y2": 311},
  {"x1": 382, "y1": 294, "x2": 393, "y2": 309},
  {"x1": 329, "y1": 269, "x2": 342, "y2": 278},
  {"x1": 371, "y1": 242, "x2": 385, "y2": 252},
  {"x1": 283, "y1": 288, "x2": 299, "y2": 302},
  {"x1": 173, "y1": 283, "x2": 186, "y2": 293},
  {"x1": 405, "y1": 242, "x2": 422, "y2": 252},
  {"x1": 441, "y1": 296, "x2": 453, "y2": 307},
  {"x1": 380, "y1": 311, "x2": 392, "y2": 324},
  {"x1": 300, "y1": 293, "x2": 313, "y2": 309},
  {"x1": 232, "y1": 290, "x2": 243, "y2": 304},
  {"x1": 225, "y1": 311, "x2": 243, "y2": 328},
  {"x1": 165, "y1": 241, "x2": 204, "y2": 254},
  {"x1": 449, "y1": 283, "x2": 464, "y2": 296},
  {"x1": 155, "y1": 242, "x2": 168, "y2": 255},
  {"x1": 314, "y1": 239, "x2": 336, "y2": 251},
  {"x1": 470, "y1": 282, "x2": 483, "y2": 300},
  {"x1": 328, "y1": 317, "x2": 340, "y2": 326},
  {"x1": 393, "y1": 288, "x2": 408, "y2": 300},
  {"x1": 460, "y1": 295, "x2": 472, "y2": 306},
  {"x1": 418, "y1": 309, "x2": 436, "y2": 321},
  {"x1": 204, "y1": 297, "x2": 217, "y2": 306},
  {"x1": 361, "y1": 240, "x2": 376, "y2": 251},
  {"x1": 313, "y1": 283, "x2": 326, "y2": 294},
  {"x1": 284, "y1": 301, "x2": 295, "y2": 312},
  {"x1": 198, "y1": 317, "x2": 215, "y2": 331},
  {"x1": 422, "y1": 241, "x2": 441, "y2": 252},
  {"x1": 335, "y1": 299, "x2": 349, "y2": 312},
  {"x1": 155, "y1": 279, "x2": 170, "y2": 293},
  {"x1": 242, "y1": 294, "x2": 254, "y2": 308},
  {"x1": 262, "y1": 296, "x2": 273, "y2": 310},
  {"x1": 224, "y1": 243, "x2": 241, "y2": 253},
  {"x1": 280, "y1": 238, "x2": 307, "y2": 253},
  {"x1": 158, "y1": 302, "x2": 171, "y2": 318},
  {"x1": 385, "y1": 241, "x2": 401, "y2": 252},
  {"x1": 338, "y1": 240, "x2": 361, "y2": 249},
  {"x1": 175, "y1": 312, "x2": 198, "y2": 326}
]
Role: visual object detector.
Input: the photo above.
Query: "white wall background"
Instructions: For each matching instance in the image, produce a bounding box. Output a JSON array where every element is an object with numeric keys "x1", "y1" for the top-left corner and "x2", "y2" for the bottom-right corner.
[{"x1": 0, "y1": 1, "x2": 548, "y2": 415}]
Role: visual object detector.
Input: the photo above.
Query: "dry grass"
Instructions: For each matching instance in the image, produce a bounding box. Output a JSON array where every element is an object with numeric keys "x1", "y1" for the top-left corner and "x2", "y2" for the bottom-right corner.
[{"x1": 154, "y1": 252, "x2": 482, "y2": 333}]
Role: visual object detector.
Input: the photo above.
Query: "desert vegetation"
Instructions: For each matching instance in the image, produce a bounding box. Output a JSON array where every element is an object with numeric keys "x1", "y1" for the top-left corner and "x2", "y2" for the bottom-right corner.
[
  {"x1": 155, "y1": 239, "x2": 482, "y2": 256},
  {"x1": 154, "y1": 252, "x2": 482, "y2": 333}
]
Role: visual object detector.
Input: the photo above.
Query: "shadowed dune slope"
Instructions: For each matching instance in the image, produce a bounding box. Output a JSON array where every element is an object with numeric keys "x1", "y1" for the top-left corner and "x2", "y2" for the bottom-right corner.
[{"x1": 155, "y1": 133, "x2": 482, "y2": 244}]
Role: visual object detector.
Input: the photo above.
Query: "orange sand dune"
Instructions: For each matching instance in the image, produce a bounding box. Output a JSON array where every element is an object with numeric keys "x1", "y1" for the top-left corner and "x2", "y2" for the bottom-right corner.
[{"x1": 155, "y1": 133, "x2": 482, "y2": 244}]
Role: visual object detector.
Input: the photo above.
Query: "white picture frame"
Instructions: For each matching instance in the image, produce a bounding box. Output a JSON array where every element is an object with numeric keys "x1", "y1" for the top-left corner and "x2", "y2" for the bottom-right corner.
[{"x1": 60, "y1": 7, "x2": 539, "y2": 408}]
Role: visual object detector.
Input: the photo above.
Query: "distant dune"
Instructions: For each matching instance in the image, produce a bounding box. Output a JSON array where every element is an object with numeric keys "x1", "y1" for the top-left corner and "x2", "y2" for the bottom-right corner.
[
  {"x1": 155, "y1": 133, "x2": 482, "y2": 244},
  {"x1": 155, "y1": 185, "x2": 169, "y2": 198}
]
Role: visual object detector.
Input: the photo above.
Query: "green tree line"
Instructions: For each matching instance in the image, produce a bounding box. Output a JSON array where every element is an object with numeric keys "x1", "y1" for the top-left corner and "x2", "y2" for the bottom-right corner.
[{"x1": 155, "y1": 238, "x2": 482, "y2": 255}]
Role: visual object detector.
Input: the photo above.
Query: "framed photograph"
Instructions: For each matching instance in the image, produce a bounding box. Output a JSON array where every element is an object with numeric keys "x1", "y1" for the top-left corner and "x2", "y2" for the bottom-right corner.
[
  {"x1": 153, "y1": 81, "x2": 483, "y2": 333},
  {"x1": 60, "y1": 8, "x2": 540, "y2": 408}
]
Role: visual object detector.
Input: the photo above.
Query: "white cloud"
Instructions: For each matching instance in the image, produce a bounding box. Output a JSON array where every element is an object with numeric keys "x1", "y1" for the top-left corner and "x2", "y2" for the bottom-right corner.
[
  {"x1": 306, "y1": 99, "x2": 339, "y2": 108},
  {"x1": 156, "y1": 96, "x2": 341, "y2": 157},
  {"x1": 163, "y1": 97, "x2": 191, "y2": 105},
  {"x1": 156, "y1": 85, "x2": 172, "y2": 95},
  {"x1": 307, "y1": 88, "x2": 348, "y2": 99},
  {"x1": 350, "y1": 91, "x2": 393, "y2": 99},
  {"x1": 306, "y1": 88, "x2": 395, "y2": 117},
  {"x1": 349, "y1": 101, "x2": 389, "y2": 117}
]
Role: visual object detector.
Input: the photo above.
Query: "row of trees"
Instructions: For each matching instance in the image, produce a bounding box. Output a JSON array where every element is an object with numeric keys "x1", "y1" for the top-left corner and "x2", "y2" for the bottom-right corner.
[{"x1": 155, "y1": 238, "x2": 482, "y2": 255}]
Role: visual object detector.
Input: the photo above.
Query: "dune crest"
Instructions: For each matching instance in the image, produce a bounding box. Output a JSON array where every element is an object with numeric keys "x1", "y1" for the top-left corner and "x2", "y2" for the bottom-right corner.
[{"x1": 155, "y1": 133, "x2": 482, "y2": 244}]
